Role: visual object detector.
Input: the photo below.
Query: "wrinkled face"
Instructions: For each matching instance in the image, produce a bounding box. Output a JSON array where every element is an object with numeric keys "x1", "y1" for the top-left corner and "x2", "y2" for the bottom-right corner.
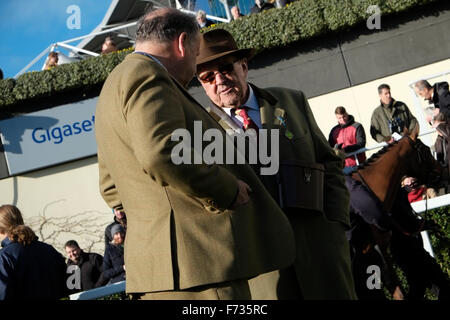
[
  {"x1": 66, "y1": 246, "x2": 81, "y2": 263},
  {"x1": 414, "y1": 87, "x2": 432, "y2": 102},
  {"x1": 379, "y1": 88, "x2": 392, "y2": 105},
  {"x1": 197, "y1": 56, "x2": 249, "y2": 109},
  {"x1": 113, "y1": 232, "x2": 125, "y2": 245},
  {"x1": 336, "y1": 113, "x2": 348, "y2": 125}
]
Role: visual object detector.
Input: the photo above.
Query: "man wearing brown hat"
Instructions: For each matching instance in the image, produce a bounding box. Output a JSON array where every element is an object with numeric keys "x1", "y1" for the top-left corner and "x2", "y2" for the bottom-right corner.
[
  {"x1": 196, "y1": 29, "x2": 357, "y2": 299},
  {"x1": 95, "y1": 9, "x2": 295, "y2": 299}
]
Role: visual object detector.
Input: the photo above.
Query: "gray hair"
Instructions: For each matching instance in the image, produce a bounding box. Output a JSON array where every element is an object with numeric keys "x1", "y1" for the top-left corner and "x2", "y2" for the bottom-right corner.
[
  {"x1": 196, "y1": 10, "x2": 206, "y2": 20},
  {"x1": 424, "y1": 106, "x2": 438, "y2": 124},
  {"x1": 414, "y1": 80, "x2": 432, "y2": 91},
  {"x1": 135, "y1": 8, "x2": 199, "y2": 44}
]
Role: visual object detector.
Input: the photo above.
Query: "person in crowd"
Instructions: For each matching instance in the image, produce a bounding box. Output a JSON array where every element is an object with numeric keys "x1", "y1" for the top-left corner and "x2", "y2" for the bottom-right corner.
[
  {"x1": 103, "y1": 224, "x2": 126, "y2": 284},
  {"x1": 196, "y1": 10, "x2": 213, "y2": 28},
  {"x1": 104, "y1": 208, "x2": 127, "y2": 248},
  {"x1": 401, "y1": 176, "x2": 437, "y2": 203},
  {"x1": 44, "y1": 51, "x2": 59, "y2": 70},
  {"x1": 101, "y1": 36, "x2": 118, "y2": 55},
  {"x1": 250, "y1": 0, "x2": 275, "y2": 15},
  {"x1": 432, "y1": 112, "x2": 450, "y2": 177},
  {"x1": 370, "y1": 83, "x2": 418, "y2": 143},
  {"x1": 196, "y1": 29, "x2": 356, "y2": 299},
  {"x1": 328, "y1": 106, "x2": 366, "y2": 168},
  {"x1": 65, "y1": 240, "x2": 105, "y2": 292},
  {"x1": 231, "y1": 6, "x2": 244, "y2": 20},
  {"x1": 424, "y1": 106, "x2": 440, "y2": 126},
  {"x1": 95, "y1": 8, "x2": 295, "y2": 300},
  {"x1": 414, "y1": 80, "x2": 450, "y2": 118},
  {"x1": 0, "y1": 205, "x2": 67, "y2": 300}
]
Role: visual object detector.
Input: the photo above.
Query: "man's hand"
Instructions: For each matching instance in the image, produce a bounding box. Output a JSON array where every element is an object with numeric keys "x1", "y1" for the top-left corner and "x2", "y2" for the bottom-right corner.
[{"x1": 232, "y1": 179, "x2": 252, "y2": 208}]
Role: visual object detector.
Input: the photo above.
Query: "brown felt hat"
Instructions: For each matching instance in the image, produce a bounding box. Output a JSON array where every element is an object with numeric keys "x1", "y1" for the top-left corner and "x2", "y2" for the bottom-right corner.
[{"x1": 196, "y1": 29, "x2": 256, "y2": 66}]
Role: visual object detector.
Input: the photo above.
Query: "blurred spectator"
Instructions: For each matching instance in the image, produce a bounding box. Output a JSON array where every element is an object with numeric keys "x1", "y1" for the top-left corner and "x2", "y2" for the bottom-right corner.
[
  {"x1": 328, "y1": 106, "x2": 366, "y2": 168},
  {"x1": 275, "y1": 0, "x2": 289, "y2": 8},
  {"x1": 432, "y1": 112, "x2": 450, "y2": 175},
  {"x1": 104, "y1": 208, "x2": 127, "y2": 249},
  {"x1": 0, "y1": 68, "x2": 3, "y2": 79},
  {"x1": 250, "y1": 0, "x2": 275, "y2": 15},
  {"x1": 103, "y1": 224, "x2": 126, "y2": 284},
  {"x1": 101, "y1": 36, "x2": 118, "y2": 55},
  {"x1": 196, "y1": 10, "x2": 213, "y2": 28},
  {"x1": 401, "y1": 176, "x2": 437, "y2": 203},
  {"x1": 424, "y1": 106, "x2": 440, "y2": 126},
  {"x1": 0, "y1": 205, "x2": 67, "y2": 300},
  {"x1": 65, "y1": 240, "x2": 105, "y2": 293},
  {"x1": 231, "y1": 6, "x2": 244, "y2": 20},
  {"x1": 370, "y1": 83, "x2": 418, "y2": 143},
  {"x1": 179, "y1": 0, "x2": 196, "y2": 11},
  {"x1": 414, "y1": 80, "x2": 450, "y2": 118},
  {"x1": 44, "y1": 51, "x2": 59, "y2": 70}
]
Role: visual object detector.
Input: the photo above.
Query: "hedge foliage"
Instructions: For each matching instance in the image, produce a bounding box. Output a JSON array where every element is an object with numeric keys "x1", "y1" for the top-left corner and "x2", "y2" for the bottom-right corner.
[{"x1": 0, "y1": 0, "x2": 445, "y2": 110}]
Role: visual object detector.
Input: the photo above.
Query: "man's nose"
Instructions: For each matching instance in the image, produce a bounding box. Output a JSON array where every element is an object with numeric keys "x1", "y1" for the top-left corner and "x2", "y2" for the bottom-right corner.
[{"x1": 215, "y1": 72, "x2": 227, "y2": 85}]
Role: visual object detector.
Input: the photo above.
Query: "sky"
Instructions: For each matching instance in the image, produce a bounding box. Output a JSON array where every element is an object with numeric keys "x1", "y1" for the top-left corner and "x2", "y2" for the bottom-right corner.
[
  {"x1": 0, "y1": 0, "x2": 214, "y2": 79},
  {"x1": 0, "y1": 0, "x2": 117, "y2": 79}
]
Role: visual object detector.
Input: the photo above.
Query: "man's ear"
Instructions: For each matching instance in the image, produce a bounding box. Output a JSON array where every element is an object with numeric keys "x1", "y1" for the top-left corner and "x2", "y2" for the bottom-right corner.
[{"x1": 177, "y1": 32, "x2": 188, "y2": 58}]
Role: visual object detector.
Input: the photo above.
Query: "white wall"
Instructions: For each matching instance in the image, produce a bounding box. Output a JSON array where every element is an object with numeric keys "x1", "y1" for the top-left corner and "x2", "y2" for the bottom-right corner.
[
  {"x1": 0, "y1": 156, "x2": 111, "y2": 255},
  {"x1": 308, "y1": 58, "x2": 450, "y2": 154}
]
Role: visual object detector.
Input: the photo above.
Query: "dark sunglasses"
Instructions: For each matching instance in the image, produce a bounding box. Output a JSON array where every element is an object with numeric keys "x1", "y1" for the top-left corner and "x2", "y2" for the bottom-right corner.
[{"x1": 198, "y1": 60, "x2": 238, "y2": 84}]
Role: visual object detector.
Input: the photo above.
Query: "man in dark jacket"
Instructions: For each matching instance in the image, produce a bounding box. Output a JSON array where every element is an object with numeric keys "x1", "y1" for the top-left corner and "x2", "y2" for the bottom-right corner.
[
  {"x1": 65, "y1": 240, "x2": 105, "y2": 292},
  {"x1": 370, "y1": 84, "x2": 418, "y2": 143},
  {"x1": 414, "y1": 80, "x2": 450, "y2": 118},
  {"x1": 328, "y1": 106, "x2": 366, "y2": 168}
]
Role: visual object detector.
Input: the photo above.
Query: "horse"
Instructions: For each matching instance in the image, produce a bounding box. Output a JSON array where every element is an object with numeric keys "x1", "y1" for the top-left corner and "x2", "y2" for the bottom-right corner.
[{"x1": 346, "y1": 128, "x2": 449, "y2": 300}]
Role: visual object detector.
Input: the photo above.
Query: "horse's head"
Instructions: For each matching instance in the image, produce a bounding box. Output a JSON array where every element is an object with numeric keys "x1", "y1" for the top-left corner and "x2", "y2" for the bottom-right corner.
[{"x1": 406, "y1": 128, "x2": 443, "y2": 187}]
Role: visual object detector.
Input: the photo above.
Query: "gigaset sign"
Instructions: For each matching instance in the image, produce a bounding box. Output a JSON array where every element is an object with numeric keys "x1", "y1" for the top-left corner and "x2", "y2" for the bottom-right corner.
[{"x1": 0, "y1": 97, "x2": 98, "y2": 175}]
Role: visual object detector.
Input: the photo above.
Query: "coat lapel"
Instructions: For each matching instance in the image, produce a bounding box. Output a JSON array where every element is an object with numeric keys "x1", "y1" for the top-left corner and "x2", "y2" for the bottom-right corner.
[
  {"x1": 204, "y1": 104, "x2": 241, "y2": 135},
  {"x1": 250, "y1": 84, "x2": 285, "y2": 132}
]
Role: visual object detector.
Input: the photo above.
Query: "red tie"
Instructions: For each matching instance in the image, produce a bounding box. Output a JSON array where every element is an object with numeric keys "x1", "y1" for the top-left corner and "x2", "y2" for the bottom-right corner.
[{"x1": 233, "y1": 107, "x2": 259, "y2": 132}]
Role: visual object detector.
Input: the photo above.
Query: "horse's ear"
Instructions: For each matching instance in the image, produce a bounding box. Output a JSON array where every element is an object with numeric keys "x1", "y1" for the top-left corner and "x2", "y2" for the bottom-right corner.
[{"x1": 409, "y1": 122, "x2": 420, "y2": 141}]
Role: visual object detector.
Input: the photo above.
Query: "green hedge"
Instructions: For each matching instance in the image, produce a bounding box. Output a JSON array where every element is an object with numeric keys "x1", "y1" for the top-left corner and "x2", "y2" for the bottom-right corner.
[{"x1": 0, "y1": 0, "x2": 444, "y2": 111}]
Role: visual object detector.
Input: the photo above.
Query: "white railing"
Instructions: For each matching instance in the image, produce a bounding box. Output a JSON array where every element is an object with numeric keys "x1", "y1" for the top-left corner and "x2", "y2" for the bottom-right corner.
[
  {"x1": 69, "y1": 280, "x2": 126, "y2": 300},
  {"x1": 412, "y1": 193, "x2": 450, "y2": 258}
]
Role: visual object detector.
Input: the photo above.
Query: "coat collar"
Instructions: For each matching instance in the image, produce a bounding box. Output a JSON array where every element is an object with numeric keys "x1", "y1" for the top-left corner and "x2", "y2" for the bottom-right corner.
[{"x1": 1, "y1": 237, "x2": 11, "y2": 248}]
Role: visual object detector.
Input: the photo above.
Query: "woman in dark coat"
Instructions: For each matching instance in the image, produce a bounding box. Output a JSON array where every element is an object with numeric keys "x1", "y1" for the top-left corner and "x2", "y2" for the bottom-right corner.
[
  {"x1": 433, "y1": 112, "x2": 450, "y2": 178},
  {"x1": 0, "y1": 205, "x2": 67, "y2": 300},
  {"x1": 103, "y1": 224, "x2": 126, "y2": 284}
]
